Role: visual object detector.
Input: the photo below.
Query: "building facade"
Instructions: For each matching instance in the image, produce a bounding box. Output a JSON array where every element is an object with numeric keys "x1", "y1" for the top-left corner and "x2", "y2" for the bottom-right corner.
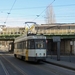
[
  {"x1": 0, "y1": 25, "x2": 25, "y2": 51},
  {"x1": 35, "y1": 23, "x2": 75, "y2": 35},
  {"x1": 0, "y1": 25, "x2": 25, "y2": 35}
]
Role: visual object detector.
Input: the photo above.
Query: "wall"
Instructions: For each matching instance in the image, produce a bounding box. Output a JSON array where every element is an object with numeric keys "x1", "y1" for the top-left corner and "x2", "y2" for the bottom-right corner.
[{"x1": 47, "y1": 39, "x2": 74, "y2": 55}]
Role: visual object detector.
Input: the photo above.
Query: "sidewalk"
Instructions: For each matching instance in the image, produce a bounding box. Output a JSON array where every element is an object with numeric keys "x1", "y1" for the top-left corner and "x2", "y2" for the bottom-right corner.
[{"x1": 45, "y1": 57, "x2": 75, "y2": 71}]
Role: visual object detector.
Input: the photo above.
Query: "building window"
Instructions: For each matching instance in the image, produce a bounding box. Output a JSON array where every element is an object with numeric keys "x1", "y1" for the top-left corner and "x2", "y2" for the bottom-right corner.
[
  {"x1": 1, "y1": 32, "x2": 3, "y2": 34},
  {"x1": 11, "y1": 32, "x2": 13, "y2": 34},
  {"x1": 18, "y1": 32, "x2": 20, "y2": 34},
  {"x1": 15, "y1": 32, "x2": 17, "y2": 34}
]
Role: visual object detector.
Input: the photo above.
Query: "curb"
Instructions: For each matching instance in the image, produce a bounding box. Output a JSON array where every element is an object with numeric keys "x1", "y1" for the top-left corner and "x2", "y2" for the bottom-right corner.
[{"x1": 44, "y1": 60, "x2": 75, "y2": 71}]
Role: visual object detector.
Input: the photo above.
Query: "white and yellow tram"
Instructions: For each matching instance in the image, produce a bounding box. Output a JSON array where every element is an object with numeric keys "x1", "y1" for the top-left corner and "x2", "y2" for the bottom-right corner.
[{"x1": 14, "y1": 34, "x2": 47, "y2": 62}]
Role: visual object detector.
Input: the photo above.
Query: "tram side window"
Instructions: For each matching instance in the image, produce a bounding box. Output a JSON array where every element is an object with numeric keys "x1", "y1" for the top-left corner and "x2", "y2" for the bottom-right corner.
[
  {"x1": 23, "y1": 41, "x2": 28, "y2": 49},
  {"x1": 19, "y1": 43, "x2": 21, "y2": 49},
  {"x1": 26, "y1": 41, "x2": 28, "y2": 48},
  {"x1": 23, "y1": 41, "x2": 26, "y2": 49},
  {"x1": 17, "y1": 43, "x2": 20, "y2": 49},
  {"x1": 27, "y1": 40, "x2": 30, "y2": 49},
  {"x1": 23, "y1": 40, "x2": 35, "y2": 49},
  {"x1": 27, "y1": 40, "x2": 35, "y2": 49},
  {"x1": 17, "y1": 43, "x2": 19, "y2": 49},
  {"x1": 22, "y1": 41, "x2": 28, "y2": 49},
  {"x1": 25, "y1": 40, "x2": 34, "y2": 49},
  {"x1": 30, "y1": 40, "x2": 35, "y2": 49},
  {"x1": 17, "y1": 42, "x2": 22, "y2": 49},
  {"x1": 20, "y1": 42, "x2": 23, "y2": 49},
  {"x1": 15, "y1": 43, "x2": 17, "y2": 49}
]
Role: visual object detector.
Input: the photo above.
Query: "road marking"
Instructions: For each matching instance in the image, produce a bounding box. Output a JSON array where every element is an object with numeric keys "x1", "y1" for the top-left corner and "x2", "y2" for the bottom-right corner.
[
  {"x1": 2, "y1": 56, "x2": 28, "y2": 75},
  {"x1": 0, "y1": 60, "x2": 10, "y2": 75}
]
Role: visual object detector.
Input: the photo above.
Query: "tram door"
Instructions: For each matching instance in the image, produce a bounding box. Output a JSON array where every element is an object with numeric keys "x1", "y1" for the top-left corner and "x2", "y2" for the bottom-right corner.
[{"x1": 25, "y1": 50, "x2": 28, "y2": 60}]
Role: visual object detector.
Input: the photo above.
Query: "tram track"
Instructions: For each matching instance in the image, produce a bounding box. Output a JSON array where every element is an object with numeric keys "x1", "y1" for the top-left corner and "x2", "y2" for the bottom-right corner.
[{"x1": 0, "y1": 55, "x2": 28, "y2": 75}]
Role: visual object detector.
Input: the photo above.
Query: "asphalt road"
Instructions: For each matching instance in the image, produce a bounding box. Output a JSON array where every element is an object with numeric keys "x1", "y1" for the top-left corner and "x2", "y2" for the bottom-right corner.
[{"x1": 0, "y1": 53, "x2": 75, "y2": 75}]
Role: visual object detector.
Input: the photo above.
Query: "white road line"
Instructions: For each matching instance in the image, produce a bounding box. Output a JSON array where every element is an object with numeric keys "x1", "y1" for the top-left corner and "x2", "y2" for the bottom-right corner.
[
  {"x1": 2, "y1": 56, "x2": 28, "y2": 75},
  {"x1": 0, "y1": 60, "x2": 10, "y2": 75}
]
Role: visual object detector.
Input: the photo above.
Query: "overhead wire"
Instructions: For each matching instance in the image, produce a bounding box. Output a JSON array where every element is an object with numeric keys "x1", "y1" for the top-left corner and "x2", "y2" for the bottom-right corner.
[
  {"x1": 4, "y1": 0, "x2": 17, "y2": 24},
  {"x1": 0, "y1": 2, "x2": 75, "y2": 21},
  {"x1": 0, "y1": 3, "x2": 75, "y2": 10},
  {"x1": 32, "y1": 0, "x2": 55, "y2": 22},
  {"x1": 1, "y1": 0, "x2": 75, "y2": 25}
]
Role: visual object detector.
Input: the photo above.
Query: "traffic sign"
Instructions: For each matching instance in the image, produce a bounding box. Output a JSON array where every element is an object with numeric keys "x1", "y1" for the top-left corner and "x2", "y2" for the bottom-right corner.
[{"x1": 53, "y1": 36, "x2": 61, "y2": 42}]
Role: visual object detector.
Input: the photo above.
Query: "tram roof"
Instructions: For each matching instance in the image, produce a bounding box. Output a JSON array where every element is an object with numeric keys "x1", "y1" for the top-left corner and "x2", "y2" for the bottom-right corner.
[{"x1": 14, "y1": 34, "x2": 46, "y2": 43}]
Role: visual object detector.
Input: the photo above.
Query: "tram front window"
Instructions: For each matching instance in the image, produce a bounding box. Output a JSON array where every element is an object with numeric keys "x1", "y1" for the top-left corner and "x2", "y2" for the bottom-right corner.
[
  {"x1": 28, "y1": 39, "x2": 46, "y2": 49},
  {"x1": 35, "y1": 39, "x2": 46, "y2": 49}
]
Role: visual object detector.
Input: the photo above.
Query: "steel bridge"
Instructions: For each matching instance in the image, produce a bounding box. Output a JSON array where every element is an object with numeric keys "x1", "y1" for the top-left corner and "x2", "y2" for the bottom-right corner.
[
  {"x1": 0, "y1": 33, "x2": 75, "y2": 41},
  {"x1": 0, "y1": 34, "x2": 20, "y2": 41}
]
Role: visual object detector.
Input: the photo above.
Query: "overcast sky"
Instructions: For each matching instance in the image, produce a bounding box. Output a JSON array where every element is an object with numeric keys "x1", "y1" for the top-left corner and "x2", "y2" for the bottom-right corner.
[{"x1": 0, "y1": 0, "x2": 75, "y2": 27}]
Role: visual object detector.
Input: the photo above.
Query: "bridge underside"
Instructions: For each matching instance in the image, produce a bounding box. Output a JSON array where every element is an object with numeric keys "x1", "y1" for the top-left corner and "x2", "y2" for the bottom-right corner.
[
  {"x1": 45, "y1": 34, "x2": 75, "y2": 39},
  {"x1": 45, "y1": 35, "x2": 75, "y2": 55},
  {"x1": 0, "y1": 34, "x2": 20, "y2": 41}
]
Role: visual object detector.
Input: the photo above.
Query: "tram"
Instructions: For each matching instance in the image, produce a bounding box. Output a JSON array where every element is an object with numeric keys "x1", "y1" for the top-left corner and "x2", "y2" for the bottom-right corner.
[{"x1": 14, "y1": 33, "x2": 47, "y2": 62}]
